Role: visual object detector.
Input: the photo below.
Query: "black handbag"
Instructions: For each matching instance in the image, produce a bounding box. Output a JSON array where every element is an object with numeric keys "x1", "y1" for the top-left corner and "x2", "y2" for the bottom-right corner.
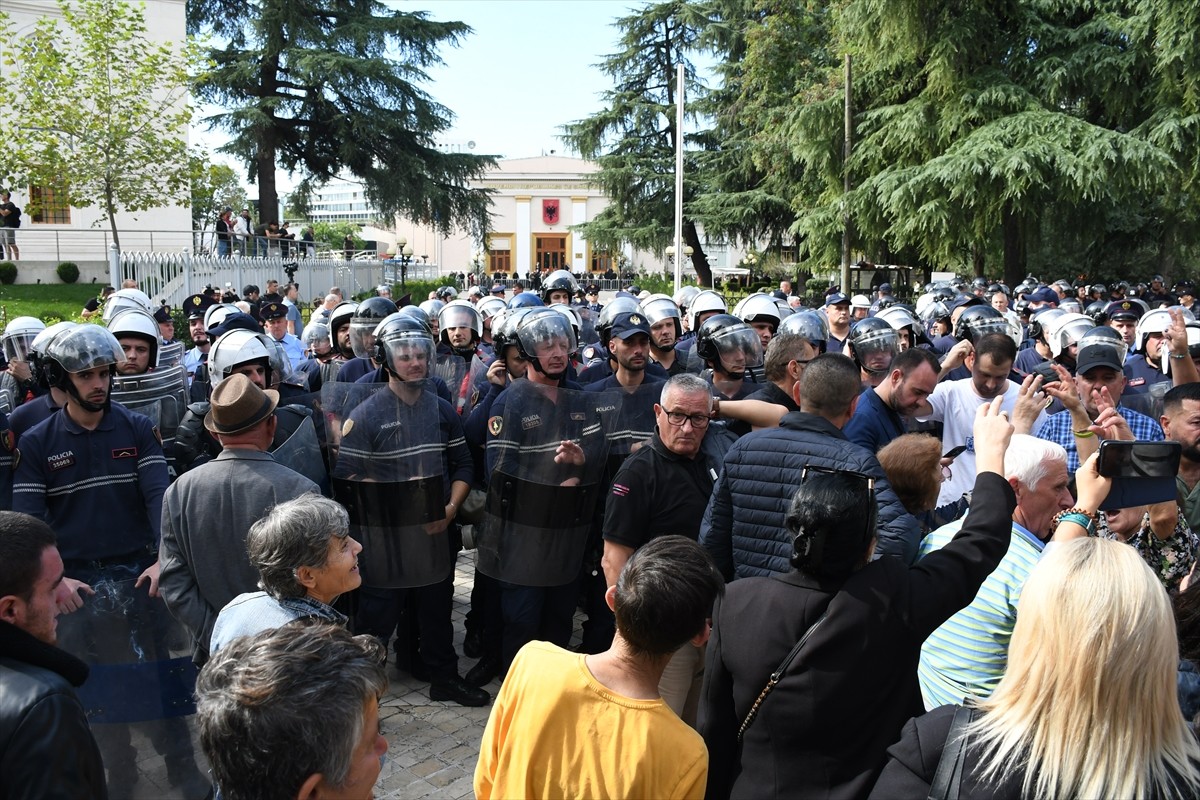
[{"x1": 927, "y1": 705, "x2": 977, "y2": 800}]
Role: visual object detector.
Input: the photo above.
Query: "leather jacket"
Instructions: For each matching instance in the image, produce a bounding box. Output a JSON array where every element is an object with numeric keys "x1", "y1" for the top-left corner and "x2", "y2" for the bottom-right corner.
[{"x1": 0, "y1": 621, "x2": 107, "y2": 799}]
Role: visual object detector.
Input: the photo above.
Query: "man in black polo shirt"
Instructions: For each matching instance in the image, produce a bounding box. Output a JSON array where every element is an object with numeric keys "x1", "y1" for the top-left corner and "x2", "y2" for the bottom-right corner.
[{"x1": 601, "y1": 372, "x2": 720, "y2": 726}]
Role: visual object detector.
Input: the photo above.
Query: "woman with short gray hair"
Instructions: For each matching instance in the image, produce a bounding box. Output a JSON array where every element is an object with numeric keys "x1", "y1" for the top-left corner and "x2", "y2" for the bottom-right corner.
[{"x1": 210, "y1": 494, "x2": 362, "y2": 653}]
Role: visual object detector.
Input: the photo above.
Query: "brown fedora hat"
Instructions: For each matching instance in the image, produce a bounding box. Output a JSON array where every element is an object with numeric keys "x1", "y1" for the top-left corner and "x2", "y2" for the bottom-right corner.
[{"x1": 203, "y1": 373, "x2": 279, "y2": 435}]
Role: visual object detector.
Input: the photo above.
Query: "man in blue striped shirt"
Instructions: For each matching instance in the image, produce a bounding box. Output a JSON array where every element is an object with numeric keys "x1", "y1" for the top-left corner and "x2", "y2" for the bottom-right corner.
[{"x1": 917, "y1": 435, "x2": 1073, "y2": 709}]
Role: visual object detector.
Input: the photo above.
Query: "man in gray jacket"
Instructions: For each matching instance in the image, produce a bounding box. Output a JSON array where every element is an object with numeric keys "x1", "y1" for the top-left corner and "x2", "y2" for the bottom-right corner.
[
  {"x1": 159, "y1": 374, "x2": 318, "y2": 664},
  {"x1": 700, "y1": 353, "x2": 923, "y2": 578}
]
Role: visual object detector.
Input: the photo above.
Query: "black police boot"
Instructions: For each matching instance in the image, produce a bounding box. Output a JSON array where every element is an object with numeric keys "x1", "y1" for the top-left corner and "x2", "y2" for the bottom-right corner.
[
  {"x1": 463, "y1": 627, "x2": 483, "y2": 659},
  {"x1": 465, "y1": 654, "x2": 502, "y2": 687},
  {"x1": 430, "y1": 675, "x2": 490, "y2": 707}
]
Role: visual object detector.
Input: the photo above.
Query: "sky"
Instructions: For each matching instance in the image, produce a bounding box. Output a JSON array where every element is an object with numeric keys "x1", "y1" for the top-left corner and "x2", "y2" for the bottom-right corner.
[{"x1": 192, "y1": 0, "x2": 639, "y2": 194}]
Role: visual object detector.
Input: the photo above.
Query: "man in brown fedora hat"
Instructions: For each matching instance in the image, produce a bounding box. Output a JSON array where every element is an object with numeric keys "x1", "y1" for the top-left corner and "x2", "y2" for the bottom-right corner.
[{"x1": 160, "y1": 373, "x2": 319, "y2": 665}]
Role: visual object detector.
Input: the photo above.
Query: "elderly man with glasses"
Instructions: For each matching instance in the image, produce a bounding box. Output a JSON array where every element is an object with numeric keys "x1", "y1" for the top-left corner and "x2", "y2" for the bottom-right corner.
[{"x1": 601, "y1": 373, "x2": 727, "y2": 725}]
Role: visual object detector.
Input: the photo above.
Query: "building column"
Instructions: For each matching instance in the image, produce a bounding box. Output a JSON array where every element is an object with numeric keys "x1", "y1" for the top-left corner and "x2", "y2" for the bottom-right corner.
[
  {"x1": 515, "y1": 196, "x2": 531, "y2": 277},
  {"x1": 571, "y1": 196, "x2": 588, "y2": 272}
]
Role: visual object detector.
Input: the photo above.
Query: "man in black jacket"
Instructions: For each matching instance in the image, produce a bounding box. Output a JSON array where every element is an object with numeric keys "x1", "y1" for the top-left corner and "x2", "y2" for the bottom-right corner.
[{"x1": 0, "y1": 511, "x2": 107, "y2": 797}]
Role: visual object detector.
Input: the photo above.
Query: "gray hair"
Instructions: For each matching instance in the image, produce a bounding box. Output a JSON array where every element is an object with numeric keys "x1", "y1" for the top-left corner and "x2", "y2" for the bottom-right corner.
[
  {"x1": 196, "y1": 622, "x2": 387, "y2": 800},
  {"x1": 1004, "y1": 434, "x2": 1066, "y2": 490},
  {"x1": 247, "y1": 494, "x2": 350, "y2": 599},
  {"x1": 660, "y1": 373, "x2": 713, "y2": 410}
]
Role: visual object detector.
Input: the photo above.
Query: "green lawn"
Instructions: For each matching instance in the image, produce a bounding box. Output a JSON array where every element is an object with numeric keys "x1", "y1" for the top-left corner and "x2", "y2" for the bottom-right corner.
[{"x1": 0, "y1": 284, "x2": 103, "y2": 327}]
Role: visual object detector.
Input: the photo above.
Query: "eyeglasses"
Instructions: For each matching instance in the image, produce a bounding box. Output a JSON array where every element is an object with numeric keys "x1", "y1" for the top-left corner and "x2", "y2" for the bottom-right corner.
[
  {"x1": 790, "y1": 357, "x2": 814, "y2": 370},
  {"x1": 662, "y1": 409, "x2": 711, "y2": 428},
  {"x1": 940, "y1": 464, "x2": 952, "y2": 481}
]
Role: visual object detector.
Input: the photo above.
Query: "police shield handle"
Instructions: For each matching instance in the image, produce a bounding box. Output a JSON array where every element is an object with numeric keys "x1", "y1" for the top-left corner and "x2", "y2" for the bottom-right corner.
[{"x1": 57, "y1": 577, "x2": 95, "y2": 614}]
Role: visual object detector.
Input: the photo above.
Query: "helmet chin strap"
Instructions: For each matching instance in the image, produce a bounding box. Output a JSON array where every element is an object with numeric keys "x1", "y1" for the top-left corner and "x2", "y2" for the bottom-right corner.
[
  {"x1": 527, "y1": 356, "x2": 565, "y2": 381},
  {"x1": 63, "y1": 367, "x2": 113, "y2": 412}
]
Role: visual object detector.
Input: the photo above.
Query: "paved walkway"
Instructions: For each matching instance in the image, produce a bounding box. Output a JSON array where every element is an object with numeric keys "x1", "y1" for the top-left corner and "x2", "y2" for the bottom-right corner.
[{"x1": 375, "y1": 548, "x2": 503, "y2": 799}]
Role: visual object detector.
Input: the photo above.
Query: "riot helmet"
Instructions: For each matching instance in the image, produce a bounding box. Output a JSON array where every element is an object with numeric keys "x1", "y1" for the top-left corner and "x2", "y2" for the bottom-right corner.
[
  {"x1": 328, "y1": 301, "x2": 358, "y2": 357},
  {"x1": 508, "y1": 291, "x2": 545, "y2": 309},
  {"x1": 848, "y1": 317, "x2": 900, "y2": 376},
  {"x1": 641, "y1": 294, "x2": 683, "y2": 343},
  {"x1": 541, "y1": 270, "x2": 580, "y2": 304},
  {"x1": 476, "y1": 296, "x2": 508, "y2": 325},
  {"x1": 43, "y1": 325, "x2": 126, "y2": 412},
  {"x1": 953, "y1": 305, "x2": 1009, "y2": 344},
  {"x1": 689, "y1": 290, "x2": 728, "y2": 332},
  {"x1": 1136, "y1": 306, "x2": 1196, "y2": 357},
  {"x1": 374, "y1": 315, "x2": 435, "y2": 382},
  {"x1": 435, "y1": 286, "x2": 458, "y2": 302},
  {"x1": 349, "y1": 296, "x2": 399, "y2": 359},
  {"x1": 1075, "y1": 326, "x2": 1129, "y2": 371},
  {"x1": 779, "y1": 310, "x2": 830, "y2": 353},
  {"x1": 734, "y1": 293, "x2": 782, "y2": 336},
  {"x1": 1085, "y1": 299, "x2": 1110, "y2": 324},
  {"x1": 29, "y1": 321, "x2": 77, "y2": 391},
  {"x1": 102, "y1": 288, "x2": 154, "y2": 324},
  {"x1": 302, "y1": 322, "x2": 334, "y2": 360},
  {"x1": 549, "y1": 303, "x2": 582, "y2": 342},
  {"x1": 1046, "y1": 312, "x2": 1096, "y2": 361},
  {"x1": 2, "y1": 316, "x2": 46, "y2": 363},
  {"x1": 695, "y1": 314, "x2": 764, "y2": 376},
  {"x1": 209, "y1": 329, "x2": 278, "y2": 389},
  {"x1": 596, "y1": 297, "x2": 642, "y2": 347},
  {"x1": 108, "y1": 309, "x2": 160, "y2": 374},
  {"x1": 875, "y1": 306, "x2": 929, "y2": 350},
  {"x1": 396, "y1": 304, "x2": 433, "y2": 335},
  {"x1": 1028, "y1": 307, "x2": 1067, "y2": 343},
  {"x1": 673, "y1": 285, "x2": 701, "y2": 315},
  {"x1": 438, "y1": 300, "x2": 483, "y2": 354},
  {"x1": 514, "y1": 307, "x2": 577, "y2": 378}
]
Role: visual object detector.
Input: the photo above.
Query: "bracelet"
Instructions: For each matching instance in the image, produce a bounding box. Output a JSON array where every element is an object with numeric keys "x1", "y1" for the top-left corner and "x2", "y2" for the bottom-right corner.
[
  {"x1": 1170, "y1": 353, "x2": 1188, "y2": 360},
  {"x1": 1072, "y1": 429, "x2": 1096, "y2": 438},
  {"x1": 711, "y1": 397, "x2": 721, "y2": 420},
  {"x1": 1057, "y1": 513, "x2": 1095, "y2": 535}
]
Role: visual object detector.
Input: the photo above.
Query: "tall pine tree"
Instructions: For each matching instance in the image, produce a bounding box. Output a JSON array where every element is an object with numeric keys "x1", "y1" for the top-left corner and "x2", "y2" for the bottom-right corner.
[{"x1": 189, "y1": 0, "x2": 494, "y2": 239}]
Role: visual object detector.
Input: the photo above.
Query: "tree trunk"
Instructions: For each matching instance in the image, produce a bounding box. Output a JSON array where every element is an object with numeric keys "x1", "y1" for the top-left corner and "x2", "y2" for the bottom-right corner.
[
  {"x1": 972, "y1": 244, "x2": 985, "y2": 279},
  {"x1": 1001, "y1": 204, "x2": 1024, "y2": 288},
  {"x1": 105, "y1": 180, "x2": 121, "y2": 252},
  {"x1": 255, "y1": 50, "x2": 281, "y2": 223},
  {"x1": 683, "y1": 219, "x2": 712, "y2": 287}
]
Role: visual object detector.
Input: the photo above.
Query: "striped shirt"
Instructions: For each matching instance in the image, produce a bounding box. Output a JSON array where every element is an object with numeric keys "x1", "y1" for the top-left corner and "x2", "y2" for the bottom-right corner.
[
  {"x1": 917, "y1": 518, "x2": 1044, "y2": 710},
  {"x1": 1035, "y1": 405, "x2": 1164, "y2": 472}
]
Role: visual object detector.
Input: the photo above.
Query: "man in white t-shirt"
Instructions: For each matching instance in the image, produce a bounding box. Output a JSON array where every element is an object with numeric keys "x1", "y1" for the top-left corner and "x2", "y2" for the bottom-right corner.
[{"x1": 916, "y1": 333, "x2": 1047, "y2": 506}]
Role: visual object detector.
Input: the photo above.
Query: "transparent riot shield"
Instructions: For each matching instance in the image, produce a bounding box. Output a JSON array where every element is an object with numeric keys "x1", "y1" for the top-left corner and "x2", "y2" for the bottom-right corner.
[
  {"x1": 433, "y1": 352, "x2": 489, "y2": 416},
  {"x1": 57, "y1": 576, "x2": 210, "y2": 797},
  {"x1": 604, "y1": 381, "x2": 663, "y2": 474},
  {"x1": 319, "y1": 357, "x2": 345, "y2": 388},
  {"x1": 476, "y1": 382, "x2": 618, "y2": 587},
  {"x1": 112, "y1": 365, "x2": 188, "y2": 475},
  {"x1": 158, "y1": 340, "x2": 185, "y2": 369},
  {"x1": 327, "y1": 381, "x2": 453, "y2": 588},
  {"x1": 1121, "y1": 379, "x2": 1171, "y2": 423},
  {"x1": 271, "y1": 408, "x2": 329, "y2": 494}
]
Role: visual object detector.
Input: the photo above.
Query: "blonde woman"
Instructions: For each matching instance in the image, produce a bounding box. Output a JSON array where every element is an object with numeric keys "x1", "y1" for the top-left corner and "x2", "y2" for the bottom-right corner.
[{"x1": 873, "y1": 532, "x2": 1200, "y2": 798}]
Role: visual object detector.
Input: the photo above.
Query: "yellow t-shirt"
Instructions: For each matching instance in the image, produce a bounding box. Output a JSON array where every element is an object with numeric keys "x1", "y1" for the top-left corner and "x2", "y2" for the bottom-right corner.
[{"x1": 474, "y1": 640, "x2": 708, "y2": 799}]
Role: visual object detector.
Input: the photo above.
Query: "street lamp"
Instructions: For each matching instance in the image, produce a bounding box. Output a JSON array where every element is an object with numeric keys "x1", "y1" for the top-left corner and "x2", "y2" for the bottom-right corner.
[
  {"x1": 665, "y1": 244, "x2": 694, "y2": 266},
  {"x1": 397, "y1": 236, "x2": 413, "y2": 289}
]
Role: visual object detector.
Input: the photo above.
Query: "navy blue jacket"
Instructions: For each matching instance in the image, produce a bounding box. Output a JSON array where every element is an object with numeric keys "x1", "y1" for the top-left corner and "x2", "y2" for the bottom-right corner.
[
  {"x1": 842, "y1": 386, "x2": 905, "y2": 455},
  {"x1": 699, "y1": 411, "x2": 922, "y2": 579}
]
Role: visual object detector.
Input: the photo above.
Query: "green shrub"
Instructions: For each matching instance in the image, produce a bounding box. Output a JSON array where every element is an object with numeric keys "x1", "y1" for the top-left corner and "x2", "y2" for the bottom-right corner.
[
  {"x1": 56, "y1": 261, "x2": 80, "y2": 283},
  {"x1": 0, "y1": 262, "x2": 16, "y2": 285}
]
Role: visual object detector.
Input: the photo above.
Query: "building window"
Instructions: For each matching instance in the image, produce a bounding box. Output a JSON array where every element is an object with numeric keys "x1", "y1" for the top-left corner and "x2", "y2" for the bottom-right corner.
[
  {"x1": 590, "y1": 248, "x2": 613, "y2": 274},
  {"x1": 28, "y1": 184, "x2": 70, "y2": 224},
  {"x1": 489, "y1": 250, "x2": 511, "y2": 274}
]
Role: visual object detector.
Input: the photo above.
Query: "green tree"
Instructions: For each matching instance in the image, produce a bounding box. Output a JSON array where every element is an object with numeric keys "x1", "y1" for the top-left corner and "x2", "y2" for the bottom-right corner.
[
  {"x1": 190, "y1": 154, "x2": 248, "y2": 232},
  {"x1": 0, "y1": 0, "x2": 200, "y2": 249},
  {"x1": 189, "y1": 0, "x2": 495, "y2": 243},
  {"x1": 561, "y1": 1, "x2": 718, "y2": 286},
  {"x1": 775, "y1": 0, "x2": 1180, "y2": 284}
]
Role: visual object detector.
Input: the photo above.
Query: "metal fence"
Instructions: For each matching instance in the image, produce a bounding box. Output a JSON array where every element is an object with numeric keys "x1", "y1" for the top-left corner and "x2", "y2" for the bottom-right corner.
[{"x1": 111, "y1": 247, "x2": 444, "y2": 308}]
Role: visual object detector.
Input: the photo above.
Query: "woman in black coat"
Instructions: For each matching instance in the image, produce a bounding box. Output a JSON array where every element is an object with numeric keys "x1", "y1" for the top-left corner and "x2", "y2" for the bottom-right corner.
[{"x1": 699, "y1": 399, "x2": 1017, "y2": 800}]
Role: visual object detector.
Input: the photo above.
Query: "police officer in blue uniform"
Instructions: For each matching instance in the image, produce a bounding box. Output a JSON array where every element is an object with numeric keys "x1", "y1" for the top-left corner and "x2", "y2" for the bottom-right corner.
[
  {"x1": 12, "y1": 324, "x2": 207, "y2": 791},
  {"x1": 334, "y1": 317, "x2": 489, "y2": 707}
]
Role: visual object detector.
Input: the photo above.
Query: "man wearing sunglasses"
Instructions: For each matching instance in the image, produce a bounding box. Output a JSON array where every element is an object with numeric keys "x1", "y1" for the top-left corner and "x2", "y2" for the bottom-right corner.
[
  {"x1": 700, "y1": 353, "x2": 923, "y2": 574},
  {"x1": 743, "y1": 333, "x2": 817, "y2": 416}
]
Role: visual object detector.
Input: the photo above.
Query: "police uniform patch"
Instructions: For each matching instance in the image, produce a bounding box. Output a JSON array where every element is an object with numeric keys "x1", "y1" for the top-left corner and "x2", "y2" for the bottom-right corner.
[
  {"x1": 570, "y1": 412, "x2": 586, "y2": 421},
  {"x1": 584, "y1": 347, "x2": 596, "y2": 360},
  {"x1": 1128, "y1": 377, "x2": 1146, "y2": 386},
  {"x1": 48, "y1": 450, "x2": 75, "y2": 470},
  {"x1": 152, "y1": 426, "x2": 162, "y2": 446},
  {"x1": 488, "y1": 416, "x2": 503, "y2": 436},
  {"x1": 343, "y1": 419, "x2": 354, "y2": 436},
  {"x1": 630, "y1": 314, "x2": 642, "y2": 325},
  {"x1": 112, "y1": 446, "x2": 138, "y2": 459},
  {"x1": 0, "y1": 430, "x2": 13, "y2": 452},
  {"x1": 12, "y1": 448, "x2": 19, "y2": 472}
]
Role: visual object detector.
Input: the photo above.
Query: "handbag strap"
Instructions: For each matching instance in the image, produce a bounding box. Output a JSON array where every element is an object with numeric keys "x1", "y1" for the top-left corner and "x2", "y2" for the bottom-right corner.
[
  {"x1": 736, "y1": 607, "x2": 830, "y2": 742},
  {"x1": 927, "y1": 705, "x2": 976, "y2": 800}
]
